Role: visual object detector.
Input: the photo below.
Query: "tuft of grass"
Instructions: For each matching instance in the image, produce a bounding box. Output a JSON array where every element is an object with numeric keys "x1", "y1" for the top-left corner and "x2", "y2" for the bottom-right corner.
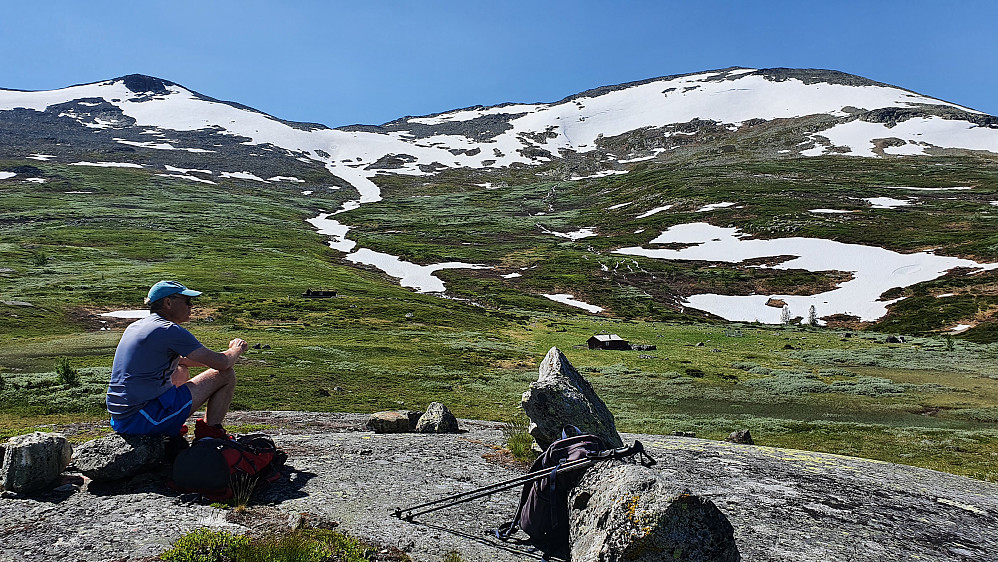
[
  {"x1": 230, "y1": 473, "x2": 259, "y2": 512},
  {"x1": 501, "y1": 415, "x2": 539, "y2": 463}
]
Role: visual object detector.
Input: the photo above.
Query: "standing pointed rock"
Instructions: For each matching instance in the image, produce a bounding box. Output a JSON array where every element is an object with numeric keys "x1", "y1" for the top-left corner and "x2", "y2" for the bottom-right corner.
[{"x1": 521, "y1": 347, "x2": 624, "y2": 450}]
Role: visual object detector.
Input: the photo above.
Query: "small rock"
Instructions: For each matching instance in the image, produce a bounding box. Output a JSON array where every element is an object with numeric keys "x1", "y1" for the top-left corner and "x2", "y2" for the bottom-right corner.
[
  {"x1": 725, "y1": 429, "x2": 754, "y2": 445},
  {"x1": 415, "y1": 402, "x2": 459, "y2": 434},
  {"x1": 367, "y1": 411, "x2": 412, "y2": 433}
]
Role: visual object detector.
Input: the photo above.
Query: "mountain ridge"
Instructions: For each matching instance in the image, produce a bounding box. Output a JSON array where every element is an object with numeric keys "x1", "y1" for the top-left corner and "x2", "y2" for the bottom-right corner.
[{"x1": 3, "y1": 66, "x2": 998, "y2": 333}]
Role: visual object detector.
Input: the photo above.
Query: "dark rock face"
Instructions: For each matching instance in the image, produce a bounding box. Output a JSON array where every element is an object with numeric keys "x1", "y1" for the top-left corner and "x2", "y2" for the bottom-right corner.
[
  {"x1": 72, "y1": 433, "x2": 166, "y2": 482},
  {"x1": 414, "y1": 402, "x2": 459, "y2": 433},
  {"x1": 521, "y1": 347, "x2": 624, "y2": 450},
  {"x1": 119, "y1": 74, "x2": 172, "y2": 95},
  {"x1": 1, "y1": 432, "x2": 72, "y2": 494},
  {"x1": 569, "y1": 462, "x2": 739, "y2": 562}
]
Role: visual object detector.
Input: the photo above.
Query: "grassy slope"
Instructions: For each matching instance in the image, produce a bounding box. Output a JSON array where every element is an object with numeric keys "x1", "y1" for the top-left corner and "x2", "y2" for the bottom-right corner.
[{"x1": 1, "y1": 159, "x2": 997, "y2": 482}]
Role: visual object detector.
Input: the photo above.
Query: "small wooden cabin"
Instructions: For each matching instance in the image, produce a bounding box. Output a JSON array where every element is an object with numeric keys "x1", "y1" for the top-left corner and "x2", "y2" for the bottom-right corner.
[
  {"x1": 302, "y1": 289, "x2": 336, "y2": 298},
  {"x1": 587, "y1": 334, "x2": 630, "y2": 350}
]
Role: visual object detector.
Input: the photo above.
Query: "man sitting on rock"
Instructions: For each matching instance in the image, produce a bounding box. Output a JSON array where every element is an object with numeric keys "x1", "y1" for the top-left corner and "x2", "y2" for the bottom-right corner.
[{"x1": 106, "y1": 281, "x2": 248, "y2": 440}]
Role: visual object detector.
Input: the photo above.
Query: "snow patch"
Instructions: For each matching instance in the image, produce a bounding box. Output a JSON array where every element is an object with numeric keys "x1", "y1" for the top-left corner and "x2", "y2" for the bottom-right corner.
[
  {"x1": 807, "y1": 117, "x2": 998, "y2": 157},
  {"x1": 114, "y1": 138, "x2": 215, "y2": 153},
  {"x1": 542, "y1": 294, "x2": 603, "y2": 313},
  {"x1": 540, "y1": 226, "x2": 598, "y2": 240},
  {"x1": 696, "y1": 202, "x2": 737, "y2": 213},
  {"x1": 0, "y1": 172, "x2": 16, "y2": 180},
  {"x1": 865, "y1": 197, "x2": 912, "y2": 209},
  {"x1": 615, "y1": 222, "x2": 998, "y2": 323},
  {"x1": 157, "y1": 174, "x2": 216, "y2": 184},
  {"x1": 165, "y1": 165, "x2": 212, "y2": 175},
  {"x1": 306, "y1": 212, "x2": 356, "y2": 253},
  {"x1": 219, "y1": 171, "x2": 269, "y2": 182},
  {"x1": 809, "y1": 209, "x2": 856, "y2": 214},
  {"x1": 636, "y1": 205, "x2": 674, "y2": 219},
  {"x1": 26, "y1": 154, "x2": 55, "y2": 161},
  {"x1": 101, "y1": 310, "x2": 150, "y2": 319},
  {"x1": 569, "y1": 170, "x2": 628, "y2": 181},
  {"x1": 346, "y1": 249, "x2": 487, "y2": 293}
]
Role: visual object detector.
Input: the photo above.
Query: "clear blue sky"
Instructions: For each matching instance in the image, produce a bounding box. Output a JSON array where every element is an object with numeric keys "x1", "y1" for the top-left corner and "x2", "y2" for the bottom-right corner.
[{"x1": 3, "y1": 1, "x2": 996, "y2": 127}]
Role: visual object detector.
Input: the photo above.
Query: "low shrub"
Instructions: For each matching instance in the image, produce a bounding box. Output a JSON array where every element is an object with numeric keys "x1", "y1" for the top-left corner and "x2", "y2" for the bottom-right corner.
[
  {"x1": 160, "y1": 528, "x2": 375, "y2": 562},
  {"x1": 56, "y1": 358, "x2": 81, "y2": 387},
  {"x1": 160, "y1": 528, "x2": 250, "y2": 562}
]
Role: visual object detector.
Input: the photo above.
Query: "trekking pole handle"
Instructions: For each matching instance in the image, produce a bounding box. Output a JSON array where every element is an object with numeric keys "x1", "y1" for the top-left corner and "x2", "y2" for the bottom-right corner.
[{"x1": 587, "y1": 440, "x2": 657, "y2": 466}]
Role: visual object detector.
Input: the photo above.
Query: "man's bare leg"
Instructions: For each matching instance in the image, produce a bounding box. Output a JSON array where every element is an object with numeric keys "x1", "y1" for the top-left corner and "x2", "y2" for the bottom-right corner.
[{"x1": 185, "y1": 367, "x2": 236, "y2": 426}]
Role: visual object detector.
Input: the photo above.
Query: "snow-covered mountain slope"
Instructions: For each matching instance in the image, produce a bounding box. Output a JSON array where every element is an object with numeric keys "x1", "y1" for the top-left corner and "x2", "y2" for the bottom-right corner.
[{"x1": 2, "y1": 68, "x2": 997, "y2": 204}]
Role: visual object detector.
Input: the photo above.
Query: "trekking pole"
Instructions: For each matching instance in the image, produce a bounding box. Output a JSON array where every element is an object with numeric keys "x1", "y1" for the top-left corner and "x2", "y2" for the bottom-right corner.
[
  {"x1": 391, "y1": 441, "x2": 655, "y2": 521},
  {"x1": 391, "y1": 456, "x2": 595, "y2": 521}
]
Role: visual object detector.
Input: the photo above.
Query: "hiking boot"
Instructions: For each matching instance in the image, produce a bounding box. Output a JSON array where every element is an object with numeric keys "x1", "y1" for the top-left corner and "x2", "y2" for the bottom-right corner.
[{"x1": 194, "y1": 418, "x2": 229, "y2": 440}]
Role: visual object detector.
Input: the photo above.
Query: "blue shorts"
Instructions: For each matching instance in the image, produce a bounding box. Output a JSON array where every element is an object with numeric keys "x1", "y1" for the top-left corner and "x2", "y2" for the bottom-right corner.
[{"x1": 110, "y1": 384, "x2": 193, "y2": 436}]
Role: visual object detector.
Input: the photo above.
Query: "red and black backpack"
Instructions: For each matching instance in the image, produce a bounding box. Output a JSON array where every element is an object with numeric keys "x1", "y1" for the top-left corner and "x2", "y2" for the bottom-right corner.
[{"x1": 169, "y1": 434, "x2": 287, "y2": 501}]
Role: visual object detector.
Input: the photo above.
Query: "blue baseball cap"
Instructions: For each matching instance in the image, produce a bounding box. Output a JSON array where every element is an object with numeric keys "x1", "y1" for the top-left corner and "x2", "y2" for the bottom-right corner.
[{"x1": 145, "y1": 280, "x2": 202, "y2": 304}]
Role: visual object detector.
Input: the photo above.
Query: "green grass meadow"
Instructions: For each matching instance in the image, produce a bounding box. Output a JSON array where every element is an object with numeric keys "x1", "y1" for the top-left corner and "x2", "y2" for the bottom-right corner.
[{"x1": 2, "y1": 159, "x2": 998, "y2": 483}]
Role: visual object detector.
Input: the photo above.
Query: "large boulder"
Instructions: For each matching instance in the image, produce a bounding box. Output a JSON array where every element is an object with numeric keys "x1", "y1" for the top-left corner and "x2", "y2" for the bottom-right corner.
[
  {"x1": 367, "y1": 411, "x2": 413, "y2": 434},
  {"x1": 569, "y1": 462, "x2": 739, "y2": 561},
  {"x1": 1, "y1": 432, "x2": 72, "y2": 494},
  {"x1": 73, "y1": 433, "x2": 167, "y2": 483},
  {"x1": 522, "y1": 347, "x2": 624, "y2": 450},
  {"x1": 414, "y1": 402, "x2": 459, "y2": 433}
]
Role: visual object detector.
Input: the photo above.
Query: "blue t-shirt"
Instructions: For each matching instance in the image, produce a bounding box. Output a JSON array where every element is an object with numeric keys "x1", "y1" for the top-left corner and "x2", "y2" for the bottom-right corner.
[{"x1": 106, "y1": 314, "x2": 203, "y2": 418}]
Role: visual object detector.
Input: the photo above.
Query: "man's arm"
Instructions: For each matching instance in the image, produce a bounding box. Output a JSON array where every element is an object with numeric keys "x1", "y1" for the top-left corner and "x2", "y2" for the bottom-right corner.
[{"x1": 185, "y1": 338, "x2": 248, "y2": 371}]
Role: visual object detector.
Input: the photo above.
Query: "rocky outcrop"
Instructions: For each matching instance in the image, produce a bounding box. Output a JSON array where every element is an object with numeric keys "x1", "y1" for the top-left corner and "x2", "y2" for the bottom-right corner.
[
  {"x1": 569, "y1": 462, "x2": 739, "y2": 561},
  {"x1": 1, "y1": 412, "x2": 998, "y2": 562},
  {"x1": 0, "y1": 432, "x2": 72, "y2": 494},
  {"x1": 414, "y1": 402, "x2": 459, "y2": 433},
  {"x1": 72, "y1": 433, "x2": 167, "y2": 483},
  {"x1": 521, "y1": 347, "x2": 624, "y2": 450}
]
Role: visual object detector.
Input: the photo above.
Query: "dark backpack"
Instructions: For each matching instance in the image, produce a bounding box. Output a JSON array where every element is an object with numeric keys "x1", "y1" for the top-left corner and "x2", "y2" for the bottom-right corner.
[
  {"x1": 497, "y1": 431, "x2": 606, "y2": 559},
  {"x1": 169, "y1": 434, "x2": 287, "y2": 501}
]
